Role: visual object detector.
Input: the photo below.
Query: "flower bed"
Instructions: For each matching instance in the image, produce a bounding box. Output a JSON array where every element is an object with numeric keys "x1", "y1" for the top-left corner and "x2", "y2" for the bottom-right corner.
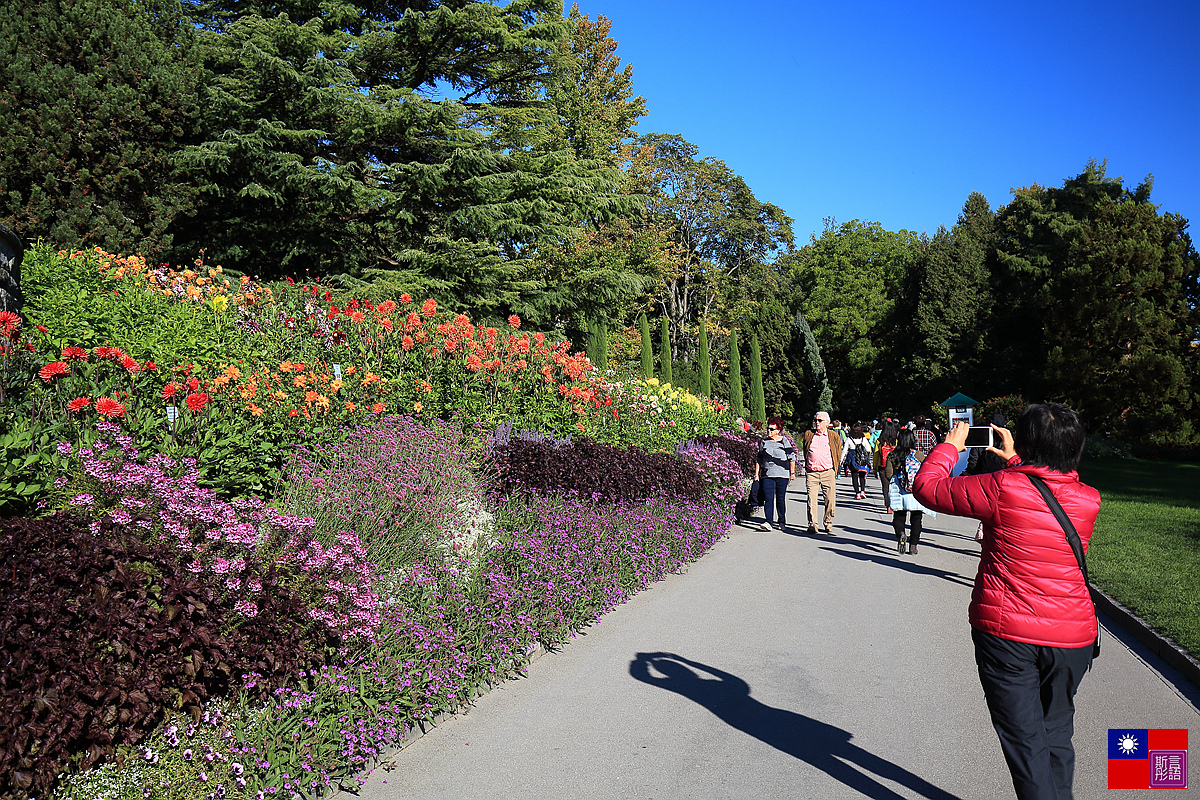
[
  {"x1": 36, "y1": 417, "x2": 733, "y2": 800},
  {"x1": 2, "y1": 244, "x2": 743, "y2": 799}
]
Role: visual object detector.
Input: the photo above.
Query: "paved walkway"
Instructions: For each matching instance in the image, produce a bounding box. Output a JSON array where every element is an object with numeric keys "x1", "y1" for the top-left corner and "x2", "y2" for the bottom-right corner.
[{"x1": 354, "y1": 476, "x2": 1200, "y2": 799}]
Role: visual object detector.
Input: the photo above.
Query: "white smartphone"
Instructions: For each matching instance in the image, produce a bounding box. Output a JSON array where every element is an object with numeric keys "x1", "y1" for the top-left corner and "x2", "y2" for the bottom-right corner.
[{"x1": 964, "y1": 426, "x2": 997, "y2": 449}]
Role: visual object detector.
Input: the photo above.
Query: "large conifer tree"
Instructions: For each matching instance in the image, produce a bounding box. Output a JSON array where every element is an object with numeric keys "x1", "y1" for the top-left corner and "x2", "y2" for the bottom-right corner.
[
  {"x1": 0, "y1": 0, "x2": 200, "y2": 258},
  {"x1": 989, "y1": 161, "x2": 1200, "y2": 438},
  {"x1": 171, "y1": 0, "x2": 630, "y2": 310}
]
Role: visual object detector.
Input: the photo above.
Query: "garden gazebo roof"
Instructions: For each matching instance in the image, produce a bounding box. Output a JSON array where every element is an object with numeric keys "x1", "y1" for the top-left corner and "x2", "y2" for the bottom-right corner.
[{"x1": 939, "y1": 392, "x2": 980, "y2": 408}]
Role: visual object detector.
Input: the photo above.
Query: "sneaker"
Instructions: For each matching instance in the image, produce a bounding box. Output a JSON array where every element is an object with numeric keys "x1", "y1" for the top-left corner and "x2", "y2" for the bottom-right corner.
[
  {"x1": 807, "y1": 525, "x2": 818, "y2": 536},
  {"x1": 757, "y1": 521, "x2": 772, "y2": 531}
]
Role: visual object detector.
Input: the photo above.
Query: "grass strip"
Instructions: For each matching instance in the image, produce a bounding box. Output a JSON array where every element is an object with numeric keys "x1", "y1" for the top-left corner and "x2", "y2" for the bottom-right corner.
[{"x1": 1079, "y1": 458, "x2": 1200, "y2": 659}]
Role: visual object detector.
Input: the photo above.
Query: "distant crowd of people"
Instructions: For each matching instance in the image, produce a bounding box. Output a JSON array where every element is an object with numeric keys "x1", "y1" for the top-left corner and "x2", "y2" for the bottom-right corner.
[{"x1": 741, "y1": 404, "x2": 1099, "y2": 800}]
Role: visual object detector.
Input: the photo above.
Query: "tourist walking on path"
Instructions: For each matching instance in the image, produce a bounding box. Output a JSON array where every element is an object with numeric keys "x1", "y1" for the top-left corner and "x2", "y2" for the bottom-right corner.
[
  {"x1": 873, "y1": 419, "x2": 899, "y2": 509},
  {"x1": 840, "y1": 422, "x2": 872, "y2": 499},
  {"x1": 802, "y1": 411, "x2": 842, "y2": 534},
  {"x1": 883, "y1": 428, "x2": 934, "y2": 554},
  {"x1": 914, "y1": 404, "x2": 1100, "y2": 800},
  {"x1": 753, "y1": 416, "x2": 797, "y2": 532},
  {"x1": 913, "y1": 415, "x2": 939, "y2": 455}
]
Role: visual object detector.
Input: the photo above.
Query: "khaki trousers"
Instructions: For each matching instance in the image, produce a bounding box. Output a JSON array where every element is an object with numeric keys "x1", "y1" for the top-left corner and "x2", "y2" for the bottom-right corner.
[{"x1": 806, "y1": 467, "x2": 837, "y2": 530}]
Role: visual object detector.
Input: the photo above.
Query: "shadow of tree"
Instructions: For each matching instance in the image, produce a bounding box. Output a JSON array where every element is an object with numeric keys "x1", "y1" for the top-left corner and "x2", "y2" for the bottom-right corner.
[{"x1": 629, "y1": 652, "x2": 963, "y2": 800}]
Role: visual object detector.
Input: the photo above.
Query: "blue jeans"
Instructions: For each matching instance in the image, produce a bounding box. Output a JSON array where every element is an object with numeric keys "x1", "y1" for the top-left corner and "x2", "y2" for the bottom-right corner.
[{"x1": 762, "y1": 476, "x2": 789, "y2": 527}]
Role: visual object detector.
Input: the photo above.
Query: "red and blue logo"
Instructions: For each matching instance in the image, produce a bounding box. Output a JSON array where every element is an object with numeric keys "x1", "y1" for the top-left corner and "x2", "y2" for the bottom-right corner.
[{"x1": 1108, "y1": 729, "x2": 1188, "y2": 789}]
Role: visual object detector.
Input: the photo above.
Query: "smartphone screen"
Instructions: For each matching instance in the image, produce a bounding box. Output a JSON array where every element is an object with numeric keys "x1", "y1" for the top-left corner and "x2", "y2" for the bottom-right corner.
[{"x1": 964, "y1": 426, "x2": 995, "y2": 448}]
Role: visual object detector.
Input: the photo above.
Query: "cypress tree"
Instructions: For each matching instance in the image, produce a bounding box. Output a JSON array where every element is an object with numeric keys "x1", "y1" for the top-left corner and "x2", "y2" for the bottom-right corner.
[
  {"x1": 729, "y1": 330, "x2": 745, "y2": 418},
  {"x1": 698, "y1": 318, "x2": 711, "y2": 397},
  {"x1": 639, "y1": 313, "x2": 653, "y2": 379},
  {"x1": 586, "y1": 318, "x2": 601, "y2": 367},
  {"x1": 749, "y1": 333, "x2": 766, "y2": 423},
  {"x1": 596, "y1": 320, "x2": 609, "y2": 374},
  {"x1": 659, "y1": 316, "x2": 673, "y2": 383}
]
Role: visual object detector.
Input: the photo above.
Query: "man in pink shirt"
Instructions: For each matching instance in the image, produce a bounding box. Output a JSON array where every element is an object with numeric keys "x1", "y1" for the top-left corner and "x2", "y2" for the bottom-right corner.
[{"x1": 802, "y1": 411, "x2": 843, "y2": 534}]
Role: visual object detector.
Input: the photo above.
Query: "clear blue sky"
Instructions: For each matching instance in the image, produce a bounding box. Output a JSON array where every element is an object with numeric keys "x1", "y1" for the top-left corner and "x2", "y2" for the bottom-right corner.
[{"x1": 575, "y1": 0, "x2": 1200, "y2": 246}]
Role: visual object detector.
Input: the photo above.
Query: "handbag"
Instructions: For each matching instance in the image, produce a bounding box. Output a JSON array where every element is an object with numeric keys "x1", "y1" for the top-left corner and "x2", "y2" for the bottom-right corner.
[{"x1": 1026, "y1": 474, "x2": 1101, "y2": 660}]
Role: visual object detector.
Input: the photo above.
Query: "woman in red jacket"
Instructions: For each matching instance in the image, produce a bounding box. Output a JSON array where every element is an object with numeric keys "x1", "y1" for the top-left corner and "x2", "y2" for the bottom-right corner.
[{"x1": 913, "y1": 403, "x2": 1099, "y2": 800}]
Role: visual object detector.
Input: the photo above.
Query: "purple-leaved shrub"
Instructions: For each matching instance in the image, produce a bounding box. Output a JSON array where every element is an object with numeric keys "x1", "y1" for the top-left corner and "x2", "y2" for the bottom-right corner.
[{"x1": 491, "y1": 437, "x2": 708, "y2": 502}]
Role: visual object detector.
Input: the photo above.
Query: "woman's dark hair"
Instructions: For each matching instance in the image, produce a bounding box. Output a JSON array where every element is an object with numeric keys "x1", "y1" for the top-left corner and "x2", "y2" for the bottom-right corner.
[
  {"x1": 849, "y1": 421, "x2": 864, "y2": 437},
  {"x1": 892, "y1": 428, "x2": 916, "y2": 463},
  {"x1": 1014, "y1": 403, "x2": 1086, "y2": 473},
  {"x1": 767, "y1": 416, "x2": 784, "y2": 431},
  {"x1": 880, "y1": 420, "x2": 899, "y2": 446}
]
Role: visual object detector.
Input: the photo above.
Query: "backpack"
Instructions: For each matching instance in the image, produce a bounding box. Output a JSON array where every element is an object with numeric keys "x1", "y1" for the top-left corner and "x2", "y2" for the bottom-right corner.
[
  {"x1": 896, "y1": 452, "x2": 921, "y2": 493},
  {"x1": 851, "y1": 439, "x2": 869, "y2": 469}
]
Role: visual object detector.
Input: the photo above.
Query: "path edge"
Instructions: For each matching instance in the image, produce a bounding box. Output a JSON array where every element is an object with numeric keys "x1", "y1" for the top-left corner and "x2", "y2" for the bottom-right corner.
[{"x1": 1091, "y1": 585, "x2": 1200, "y2": 692}]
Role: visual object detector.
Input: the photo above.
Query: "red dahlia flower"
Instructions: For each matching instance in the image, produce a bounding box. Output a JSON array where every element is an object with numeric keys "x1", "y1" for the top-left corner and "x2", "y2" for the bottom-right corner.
[
  {"x1": 162, "y1": 383, "x2": 179, "y2": 400},
  {"x1": 38, "y1": 361, "x2": 69, "y2": 382},
  {"x1": 95, "y1": 397, "x2": 126, "y2": 418},
  {"x1": 67, "y1": 396, "x2": 92, "y2": 413},
  {"x1": 120, "y1": 356, "x2": 141, "y2": 373},
  {"x1": 400, "y1": 293, "x2": 412, "y2": 304},
  {"x1": 508, "y1": 314, "x2": 521, "y2": 329},
  {"x1": 421, "y1": 298, "x2": 437, "y2": 317},
  {"x1": 185, "y1": 392, "x2": 209, "y2": 412},
  {"x1": 62, "y1": 346, "x2": 89, "y2": 361},
  {"x1": 0, "y1": 310, "x2": 20, "y2": 338}
]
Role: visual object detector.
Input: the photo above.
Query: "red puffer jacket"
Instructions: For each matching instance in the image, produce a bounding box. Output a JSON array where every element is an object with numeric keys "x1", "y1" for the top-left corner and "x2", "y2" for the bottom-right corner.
[{"x1": 913, "y1": 443, "x2": 1100, "y2": 648}]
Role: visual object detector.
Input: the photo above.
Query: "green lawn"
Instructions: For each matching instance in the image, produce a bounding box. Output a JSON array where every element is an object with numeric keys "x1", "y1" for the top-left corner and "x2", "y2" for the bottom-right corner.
[{"x1": 1079, "y1": 458, "x2": 1200, "y2": 658}]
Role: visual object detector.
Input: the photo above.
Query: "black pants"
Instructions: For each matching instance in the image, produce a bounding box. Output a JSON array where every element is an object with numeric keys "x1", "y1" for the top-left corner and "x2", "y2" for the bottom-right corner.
[
  {"x1": 972, "y1": 629, "x2": 1093, "y2": 800},
  {"x1": 850, "y1": 468, "x2": 867, "y2": 494},
  {"x1": 892, "y1": 510, "x2": 922, "y2": 546},
  {"x1": 762, "y1": 476, "x2": 789, "y2": 527}
]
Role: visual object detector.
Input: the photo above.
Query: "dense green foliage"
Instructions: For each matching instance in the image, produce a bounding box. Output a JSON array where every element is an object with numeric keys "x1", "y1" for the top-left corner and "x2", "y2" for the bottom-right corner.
[
  {"x1": 782, "y1": 165, "x2": 1199, "y2": 440},
  {"x1": 0, "y1": 0, "x2": 200, "y2": 259},
  {"x1": 2, "y1": 0, "x2": 1197, "y2": 444},
  {"x1": 697, "y1": 319, "x2": 711, "y2": 397}
]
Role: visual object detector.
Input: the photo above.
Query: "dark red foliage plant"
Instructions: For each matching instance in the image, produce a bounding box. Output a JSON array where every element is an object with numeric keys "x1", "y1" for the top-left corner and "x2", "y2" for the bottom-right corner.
[
  {"x1": 491, "y1": 438, "x2": 709, "y2": 502},
  {"x1": 0, "y1": 513, "x2": 328, "y2": 799}
]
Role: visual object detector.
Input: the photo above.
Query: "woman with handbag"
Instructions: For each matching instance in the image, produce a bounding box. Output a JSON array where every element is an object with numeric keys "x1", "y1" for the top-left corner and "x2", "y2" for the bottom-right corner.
[
  {"x1": 882, "y1": 428, "x2": 935, "y2": 554},
  {"x1": 913, "y1": 403, "x2": 1100, "y2": 800}
]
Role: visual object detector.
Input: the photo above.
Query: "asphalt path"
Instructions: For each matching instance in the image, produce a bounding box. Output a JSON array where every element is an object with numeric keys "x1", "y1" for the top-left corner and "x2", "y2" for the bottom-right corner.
[{"x1": 352, "y1": 475, "x2": 1200, "y2": 799}]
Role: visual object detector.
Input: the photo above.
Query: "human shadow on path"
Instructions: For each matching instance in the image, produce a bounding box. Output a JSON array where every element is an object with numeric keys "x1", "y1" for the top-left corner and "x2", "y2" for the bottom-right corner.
[
  {"x1": 818, "y1": 546, "x2": 976, "y2": 589},
  {"x1": 629, "y1": 652, "x2": 963, "y2": 800}
]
